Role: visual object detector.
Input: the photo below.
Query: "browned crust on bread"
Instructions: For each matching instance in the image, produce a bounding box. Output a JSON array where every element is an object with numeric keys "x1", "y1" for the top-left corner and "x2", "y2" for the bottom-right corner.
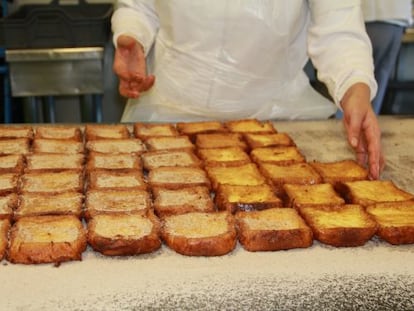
[
  {"x1": 376, "y1": 226, "x2": 414, "y2": 245},
  {"x1": 258, "y1": 162, "x2": 322, "y2": 197},
  {"x1": 236, "y1": 208, "x2": 313, "y2": 252},
  {"x1": 148, "y1": 167, "x2": 211, "y2": 190},
  {"x1": 161, "y1": 212, "x2": 237, "y2": 256},
  {"x1": 196, "y1": 147, "x2": 251, "y2": 167},
  {"x1": 299, "y1": 205, "x2": 377, "y2": 247},
  {"x1": 335, "y1": 180, "x2": 414, "y2": 206},
  {"x1": 311, "y1": 226, "x2": 377, "y2": 247},
  {"x1": 240, "y1": 227, "x2": 313, "y2": 251},
  {"x1": 0, "y1": 138, "x2": 31, "y2": 155},
  {"x1": 0, "y1": 193, "x2": 18, "y2": 220},
  {"x1": 176, "y1": 121, "x2": 228, "y2": 141},
  {"x1": 152, "y1": 186, "x2": 215, "y2": 217},
  {"x1": 366, "y1": 202, "x2": 414, "y2": 245},
  {"x1": 0, "y1": 173, "x2": 20, "y2": 195},
  {"x1": 25, "y1": 153, "x2": 85, "y2": 172},
  {"x1": 14, "y1": 192, "x2": 83, "y2": 220},
  {"x1": 0, "y1": 126, "x2": 33, "y2": 139},
  {"x1": 243, "y1": 132, "x2": 295, "y2": 149},
  {"x1": 32, "y1": 139, "x2": 84, "y2": 154},
  {"x1": 250, "y1": 146, "x2": 306, "y2": 165},
  {"x1": 0, "y1": 154, "x2": 25, "y2": 173},
  {"x1": 0, "y1": 219, "x2": 11, "y2": 260},
  {"x1": 309, "y1": 160, "x2": 369, "y2": 186},
  {"x1": 235, "y1": 208, "x2": 313, "y2": 251},
  {"x1": 87, "y1": 170, "x2": 147, "y2": 191},
  {"x1": 215, "y1": 184, "x2": 283, "y2": 214},
  {"x1": 85, "y1": 138, "x2": 146, "y2": 155},
  {"x1": 87, "y1": 212, "x2": 161, "y2": 256},
  {"x1": 224, "y1": 119, "x2": 276, "y2": 134},
  {"x1": 7, "y1": 215, "x2": 87, "y2": 264},
  {"x1": 283, "y1": 183, "x2": 345, "y2": 209},
  {"x1": 195, "y1": 133, "x2": 248, "y2": 151},
  {"x1": 34, "y1": 126, "x2": 83, "y2": 141},
  {"x1": 141, "y1": 149, "x2": 202, "y2": 170},
  {"x1": 144, "y1": 136, "x2": 195, "y2": 151},
  {"x1": 133, "y1": 123, "x2": 179, "y2": 140},
  {"x1": 85, "y1": 124, "x2": 130, "y2": 140},
  {"x1": 20, "y1": 170, "x2": 84, "y2": 194},
  {"x1": 84, "y1": 189, "x2": 151, "y2": 219},
  {"x1": 86, "y1": 152, "x2": 142, "y2": 171},
  {"x1": 206, "y1": 163, "x2": 266, "y2": 190}
]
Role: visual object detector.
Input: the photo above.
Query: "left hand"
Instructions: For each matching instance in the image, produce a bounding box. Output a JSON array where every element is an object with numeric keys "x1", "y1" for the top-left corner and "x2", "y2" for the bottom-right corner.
[{"x1": 340, "y1": 83, "x2": 385, "y2": 180}]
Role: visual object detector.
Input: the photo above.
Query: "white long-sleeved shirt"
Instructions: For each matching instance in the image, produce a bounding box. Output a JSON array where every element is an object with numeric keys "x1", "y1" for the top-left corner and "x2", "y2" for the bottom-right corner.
[
  {"x1": 362, "y1": 0, "x2": 413, "y2": 26},
  {"x1": 112, "y1": 0, "x2": 377, "y2": 122}
]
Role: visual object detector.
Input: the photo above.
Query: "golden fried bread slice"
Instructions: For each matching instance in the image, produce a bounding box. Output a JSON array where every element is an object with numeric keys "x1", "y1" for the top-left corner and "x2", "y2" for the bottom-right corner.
[
  {"x1": 196, "y1": 147, "x2": 251, "y2": 167},
  {"x1": 0, "y1": 193, "x2": 17, "y2": 220},
  {"x1": 34, "y1": 126, "x2": 82, "y2": 141},
  {"x1": 141, "y1": 150, "x2": 202, "y2": 170},
  {"x1": 14, "y1": 192, "x2": 83, "y2": 220},
  {"x1": 32, "y1": 138, "x2": 84, "y2": 154},
  {"x1": 0, "y1": 154, "x2": 24, "y2": 173},
  {"x1": 7, "y1": 215, "x2": 87, "y2": 264},
  {"x1": 0, "y1": 138, "x2": 30, "y2": 155},
  {"x1": 133, "y1": 123, "x2": 179, "y2": 140},
  {"x1": 215, "y1": 184, "x2": 283, "y2": 214},
  {"x1": 88, "y1": 170, "x2": 146, "y2": 191},
  {"x1": 25, "y1": 153, "x2": 85, "y2": 172},
  {"x1": 206, "y1": 163, "x2": 267, "y2": 190},
  {"x1": 0, "y1": 173, "x2": 19, "y2": 195},
  {"x1": 160, "y1": 211, "x2": 237, "y2": 256},
  {"x1": 86, "y1": 152, "x2": 141, "y2": 171},
  {"x1": 309, "y1": 160, "x2": 368, "y2": 186},
  {"x1": 85, "y1": 189, "x2": 151, "y2": 219},
  {"x1": 176, "y1": 121, "x2": 228, "y2": 140},
  {"x1": 85, "y1": 124, "x2": 130, "y2": 140},
  {"x1": 195, "y1": 133, "x2": 248, "y2": 151},
  {"x1": 336, "y1": 180, "x2": 414, "y2": 207},
  {"x1": 259, "y1": 162, "x2": 322, "y2": 196},
  {"x1": 148, "y1": 167, "x2": 211, "y2": 190},
  {"x1": 152, "y1": 186, "x2": 215, "y2": 217},
  {"x1": 85, "y1": 138, "x2": 146, "y2": 154},
  {"x1": 0, "y1": 219, "x2": 11, "y2": 261},
  {"x1": 250, "y1": 146, "x2": 305, "y2": 165},
  {"x1": 366, "y1": 201, "x2": 414, "y2": 245},
  {"x1": 243, "y1": 132, "x2": 295, "y2": 149},
  {"x1": 87, "y1": 212, "x2": 161, "y2": 256},
  {"x1": 144, "y1": 136, "x2": 195, "y2": 151},
  {"x1": 236, "y1": 208, "x2": 313, "y2": 251},
  {"x1": 224, "y1": 119, "x2": 276, "y2": 134},
  {"x1": 283, "y1": 183, "x2": 345, "y2": 209},
  {"x1": 0, "y1": 126, "x2": 33, "y2": 139},
  {"x1": 299, "y1": 204, "x2": 377, "y2": 247},
  {"x1": 20, "y1": 170, "x2": 84, "y2": 194}
]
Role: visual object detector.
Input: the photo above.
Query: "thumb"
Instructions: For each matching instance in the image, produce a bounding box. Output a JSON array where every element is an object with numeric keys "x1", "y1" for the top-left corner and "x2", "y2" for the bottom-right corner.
[{"x1": 117, "y1": 35, "x2": 140, "y2": 50}]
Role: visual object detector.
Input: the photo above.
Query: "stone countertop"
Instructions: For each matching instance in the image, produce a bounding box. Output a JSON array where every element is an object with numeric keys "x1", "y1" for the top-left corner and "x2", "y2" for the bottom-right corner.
[{"x1": 1, "y1": 116, "x2": 414, "y2": 311}]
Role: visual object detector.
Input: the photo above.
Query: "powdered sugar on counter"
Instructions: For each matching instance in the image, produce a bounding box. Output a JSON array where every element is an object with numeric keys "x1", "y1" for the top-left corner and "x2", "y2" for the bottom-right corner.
[{"x1": 1, "y1": 117, "x2": 414, "y2": 310}]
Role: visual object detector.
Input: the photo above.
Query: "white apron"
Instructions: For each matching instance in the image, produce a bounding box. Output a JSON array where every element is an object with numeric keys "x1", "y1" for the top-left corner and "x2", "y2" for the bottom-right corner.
[{"x1": 112, "y1": 1, "x2": 375, "y2": 122}]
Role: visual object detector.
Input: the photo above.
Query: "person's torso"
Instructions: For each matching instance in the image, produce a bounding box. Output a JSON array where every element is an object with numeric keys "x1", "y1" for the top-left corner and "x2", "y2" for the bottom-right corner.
[{"x1": 149, "y1": 0, "x2": 313, "y2": 115}]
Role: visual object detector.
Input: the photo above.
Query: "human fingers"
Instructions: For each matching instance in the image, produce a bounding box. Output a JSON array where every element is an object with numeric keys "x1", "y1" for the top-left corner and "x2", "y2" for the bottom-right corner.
[
  {"x1": 361, "y1": 112, "x2": 383, "y2": 180},
  {"x1": 118, "y1": 78, "x2": 139, "y2": 98}
]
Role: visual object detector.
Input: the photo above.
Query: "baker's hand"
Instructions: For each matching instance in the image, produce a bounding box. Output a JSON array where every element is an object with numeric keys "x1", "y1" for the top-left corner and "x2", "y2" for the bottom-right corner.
[
  {"x1": 113, "y1": 35, "x2": 155, "y2": 98},
  {"x1": 340, "y1": 83, "x2": 385, "y2": 180}
]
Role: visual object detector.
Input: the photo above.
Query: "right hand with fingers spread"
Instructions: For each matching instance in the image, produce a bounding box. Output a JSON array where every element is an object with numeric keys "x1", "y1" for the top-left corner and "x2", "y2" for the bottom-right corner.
[{"x1": 113, "y1": 35, "x2": 155, "y2": 99}]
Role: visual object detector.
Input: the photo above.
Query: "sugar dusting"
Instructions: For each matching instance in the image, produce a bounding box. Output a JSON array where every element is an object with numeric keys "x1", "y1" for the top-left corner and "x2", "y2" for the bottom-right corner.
[{"x1": 2, "y1": 240, "x2": 414, "y2": 310}]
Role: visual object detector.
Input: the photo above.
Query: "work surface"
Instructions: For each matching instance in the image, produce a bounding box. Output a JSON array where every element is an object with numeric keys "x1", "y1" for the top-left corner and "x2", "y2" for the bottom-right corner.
[{"x1": 1, "y1": 116, "x2": 414, "y2": 311}]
